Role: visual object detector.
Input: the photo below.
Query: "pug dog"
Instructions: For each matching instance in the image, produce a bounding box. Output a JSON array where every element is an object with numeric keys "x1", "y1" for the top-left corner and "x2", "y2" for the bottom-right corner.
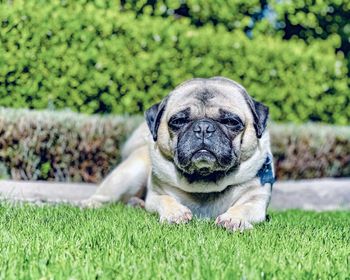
[{"x1": 82, "y1": 77, "x2": 275, "y2": 232}]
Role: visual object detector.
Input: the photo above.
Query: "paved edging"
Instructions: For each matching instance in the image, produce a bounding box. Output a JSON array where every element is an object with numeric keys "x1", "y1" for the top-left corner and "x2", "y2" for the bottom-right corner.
[
  {"x1": 0, "y1": 180, "x2": 96, "y2": 205},
  {"x1": 0, "y1": 178, "x2": 349, "y2": 211},
  {"x1": 270, "y1": 178, "x2": 350, "y2": 211}
]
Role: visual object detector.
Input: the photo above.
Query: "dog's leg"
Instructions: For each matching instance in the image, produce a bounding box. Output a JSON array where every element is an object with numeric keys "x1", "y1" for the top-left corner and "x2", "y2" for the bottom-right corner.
[
  {"x1": 81, "y1": 146, "x2": 150, "y2": 208},
  {"x1": 215, "y1": 185, "x2": 271, "y2": 232},
  {"x1": 145, "y1": 190, "x2": 192, "y2": 224}
]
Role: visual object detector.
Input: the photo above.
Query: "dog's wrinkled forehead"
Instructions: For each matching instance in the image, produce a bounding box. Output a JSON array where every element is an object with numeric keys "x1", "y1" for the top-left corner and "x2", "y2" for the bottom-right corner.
[
  {"x1": 145, "y1": 76, "x2": 269, "y2": 141},
  {"x1": 165, "y1": 78, "x2": 250, "y2": 118}
]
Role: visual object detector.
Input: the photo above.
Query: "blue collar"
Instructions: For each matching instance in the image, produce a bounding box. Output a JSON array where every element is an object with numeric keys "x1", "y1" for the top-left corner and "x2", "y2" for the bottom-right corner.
[{"x1": 257, "y1": 154, "x2": 275, "y2": 186}]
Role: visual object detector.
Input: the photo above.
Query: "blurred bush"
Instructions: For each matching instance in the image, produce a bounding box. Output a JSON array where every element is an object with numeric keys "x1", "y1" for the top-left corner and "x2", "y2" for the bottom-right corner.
[
  {"x1": 119, "y1": 0, "x2": 350, "y2": 70},
  {"x1": 0, "y1": 0, "x2": 349, "y2": 124},
  {"x1": 0, "y1": 108, "x2": 348, "y2": 182},
  {"x1": 258, "y1": 0, "x2": 350, "y2": 72},
  {"x1": 119, "y1": 0, "x2": 261, "y2": 30},
  {"x1": 270, "y1": 123, "x2": 350, "y2": 179},
  {"x1": 0, "y1": 108, "x2": 139, "y2": 182}
]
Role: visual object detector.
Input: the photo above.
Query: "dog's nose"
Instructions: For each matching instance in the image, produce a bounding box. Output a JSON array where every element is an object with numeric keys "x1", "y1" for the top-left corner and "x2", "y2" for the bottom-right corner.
[{"x1": 193, "y1": 120, "x2": 216, "y2": 139}]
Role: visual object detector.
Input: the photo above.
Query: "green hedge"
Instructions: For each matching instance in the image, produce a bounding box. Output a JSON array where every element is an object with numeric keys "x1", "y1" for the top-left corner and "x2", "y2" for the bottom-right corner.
[
  {"x1": 0, "y1": 108, "x2": 348, "y2": 182},
  {"x1": 63, "y1": 0, "x2": 261, "y2": 31},
  {"x1": 119, "y1": 0, "x2": 261, "y2": 30},
  {"x1": 0, "y1": 0, "x2": 349, "y2": 124},
  {"x1": 270, "y1": 123, "x2": 350, "y2": 180},
  {"x1": 258, "y1": 0, "x2": 350, "y2": 71},
  {"x1": 118, "y1": 0, "x2": 350, "y2": 63},
  {"x1": 0, "y1": 108, "x2": 140, "y2": 182}
]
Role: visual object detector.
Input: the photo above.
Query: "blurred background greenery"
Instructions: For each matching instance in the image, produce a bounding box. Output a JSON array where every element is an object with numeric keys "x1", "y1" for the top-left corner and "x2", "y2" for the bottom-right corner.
[
  {"x1": 0, "y1": 0, "x2": 349, "y2": 124},
  {"x1": 0, "y1": 0, "x2": 349, "y2": 182}
]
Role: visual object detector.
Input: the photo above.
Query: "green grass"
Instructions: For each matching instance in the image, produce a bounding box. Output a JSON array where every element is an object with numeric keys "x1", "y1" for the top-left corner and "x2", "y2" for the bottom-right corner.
[{"x1": 0, "y1": 204, "x2": 349, "y2": 279}]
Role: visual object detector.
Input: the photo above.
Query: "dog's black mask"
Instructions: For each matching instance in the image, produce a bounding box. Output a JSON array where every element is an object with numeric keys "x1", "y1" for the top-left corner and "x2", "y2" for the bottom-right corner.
[
  {"x1": 169, "y1": 109, "x2": 244, "y2": 178},
  {"x1": 175, "y1": 119, "x2": 233, "y2": 173}
]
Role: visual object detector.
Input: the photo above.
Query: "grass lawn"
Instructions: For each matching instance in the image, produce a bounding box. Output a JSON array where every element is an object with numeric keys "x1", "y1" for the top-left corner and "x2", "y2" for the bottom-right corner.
[{"x1": 0, "y1": 203, "x2": 349, "y2": 279}]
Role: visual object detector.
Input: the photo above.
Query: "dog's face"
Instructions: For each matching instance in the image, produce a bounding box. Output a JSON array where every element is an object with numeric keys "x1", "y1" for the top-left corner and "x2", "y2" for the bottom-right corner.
[{"x1": 145, "y1": 77, "x2": 269, "y2": 182}]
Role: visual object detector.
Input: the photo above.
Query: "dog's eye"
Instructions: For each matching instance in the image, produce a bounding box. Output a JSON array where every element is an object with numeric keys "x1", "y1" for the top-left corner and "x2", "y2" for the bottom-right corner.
[
  {"x1": 169, "y1": 117, "x2": 188, "y2": 129},
  {"x1": 169, "y1": 108, "x2": 191, "y2": 130},
  {"x1": 220, "y1": 118, "x2": 243, "y2": 129}
]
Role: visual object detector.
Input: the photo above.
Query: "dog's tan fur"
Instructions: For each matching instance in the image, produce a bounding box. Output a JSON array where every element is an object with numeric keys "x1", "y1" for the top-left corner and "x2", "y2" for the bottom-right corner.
[{"x1": 82, "y1": 77, "x2": 273, "y2": 232}]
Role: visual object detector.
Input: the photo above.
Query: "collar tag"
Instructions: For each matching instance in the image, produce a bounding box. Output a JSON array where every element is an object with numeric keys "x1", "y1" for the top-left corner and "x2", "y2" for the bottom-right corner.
[{"x1": 257, "y1": 154, "x2": 275, "y2": 186}]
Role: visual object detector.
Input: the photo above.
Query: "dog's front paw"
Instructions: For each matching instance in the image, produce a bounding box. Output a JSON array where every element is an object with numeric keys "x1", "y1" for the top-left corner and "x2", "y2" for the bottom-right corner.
[
  {"x1": 79, "y1": 198, "x2": 104, "y2": 209},
  {"x1": 215, "y1": 213, "x2": 253, "y2": 232},
  {"x1": 127, "y1": 196, "x2": 145, "y2": 208},
  {"x1": 160, "y1": 205, "x2": 193, "y2": 224}
]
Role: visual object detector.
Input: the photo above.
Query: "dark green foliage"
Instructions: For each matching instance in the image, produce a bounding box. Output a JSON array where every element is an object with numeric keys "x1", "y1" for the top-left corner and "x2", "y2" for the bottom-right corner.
[
  {"x1": 0, "y1": 0, "x2": 349, "y2": 124},
  {"x1": 119, "y1": 0, "x2": 261, "y2": 30},
  {"x1": 65, "y1": 0, "x2": 261, "y2": 31},
  {"x1": 118, "y1": 0, "x2": 350, "y2": 72},
  {"x1": 261, "y1": 0, "x2": 350, "y2": 72},
  {"x1": 0, "y1": 108, "x2": 348, "y2": 182}
]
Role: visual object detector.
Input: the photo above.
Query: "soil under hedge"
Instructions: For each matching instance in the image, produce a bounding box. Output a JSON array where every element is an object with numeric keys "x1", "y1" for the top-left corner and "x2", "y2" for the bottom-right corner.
[{"x1": 0, "y1": 107, "x2": 348, "y2": 182}]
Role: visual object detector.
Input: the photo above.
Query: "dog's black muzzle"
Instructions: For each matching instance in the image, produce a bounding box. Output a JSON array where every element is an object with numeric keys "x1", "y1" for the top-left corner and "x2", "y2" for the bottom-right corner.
[{"x1": 175, "y1": 118, "x2": 235, "y2": 174}]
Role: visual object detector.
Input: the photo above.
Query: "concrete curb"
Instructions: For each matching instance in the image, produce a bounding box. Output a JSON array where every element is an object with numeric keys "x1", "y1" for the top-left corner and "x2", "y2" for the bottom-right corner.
[
  {"x1": 0, "y1": 180, "x2": 96, "y2": 205},
  {"x1": 0, "y1": 178, "x2": 349, "y2": 211},
  {"x1": 270, "y1": 178, "x2": 350, "y2": 211}
]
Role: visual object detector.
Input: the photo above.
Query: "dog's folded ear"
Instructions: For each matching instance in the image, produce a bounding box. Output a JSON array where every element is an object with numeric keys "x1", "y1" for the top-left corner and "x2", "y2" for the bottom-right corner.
[
  {"x1": 145, "y1": 97, "x2": 168, "y2": 141},
  {"x1": 247, "y1": 98, "x2": 269, "y2": 138},
  {"x1": 210, "y1": 77, "x2": 269, "y2": 138}
]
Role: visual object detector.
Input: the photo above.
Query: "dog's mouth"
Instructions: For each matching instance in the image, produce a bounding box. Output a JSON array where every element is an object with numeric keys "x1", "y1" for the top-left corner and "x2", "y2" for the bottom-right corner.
[
  {"x1": 191, "y1": 149, "x2": 216, "y2": 163},
  {"x1": 175, "y1": 148, "x2": 239, "y2": 183},
  {"x1": 191, "y1": 149, "x2": 217, "y2": 175},
  {"x1": 174, "y1": 143, "x2": 238, "y2": 179}
]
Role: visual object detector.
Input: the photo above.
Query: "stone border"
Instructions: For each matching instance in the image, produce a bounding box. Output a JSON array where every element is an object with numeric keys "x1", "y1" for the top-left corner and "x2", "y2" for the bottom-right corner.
[
  {"x1": 0, "y1": 180, "x2": 96, "y2": 205},
  {"x1": 270, "y1": 178, "x2": 350, "y2": 211},
  {"x1": 0, "y1": 178, "x2": 349, "y2": 211}
]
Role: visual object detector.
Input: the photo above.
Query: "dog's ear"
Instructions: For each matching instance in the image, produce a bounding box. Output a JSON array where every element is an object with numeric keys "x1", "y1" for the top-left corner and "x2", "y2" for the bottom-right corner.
[
  {"x1": 247, "y1": 97, "x2": 269, "y2": 138},
  {"x1": 211, "y1": 77, "x2": 269, "y2": 138},
  {"x1": 145, "y1": 97, "x2": 168, "y2": 141}
]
